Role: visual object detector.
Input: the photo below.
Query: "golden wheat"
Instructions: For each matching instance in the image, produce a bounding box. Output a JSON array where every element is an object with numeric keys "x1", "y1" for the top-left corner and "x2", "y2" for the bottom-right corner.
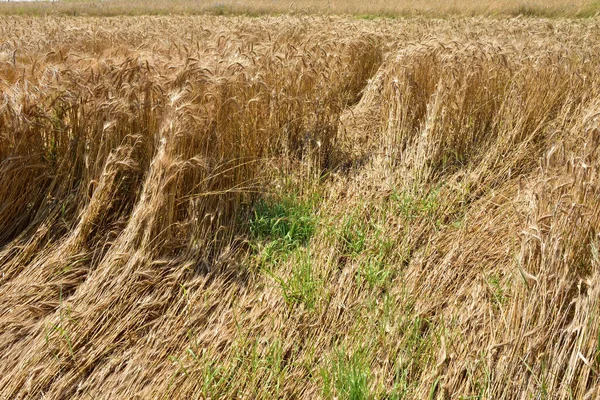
[
  {"x1": 1, "y1": 0, "x2": 599, "y2": 17},
  {"x1": 1, "y1": 14, "x2": 600, "y2": 399}
]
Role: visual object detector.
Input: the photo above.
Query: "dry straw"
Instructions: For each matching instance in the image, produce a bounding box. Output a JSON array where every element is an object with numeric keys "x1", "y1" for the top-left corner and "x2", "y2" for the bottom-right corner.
[{"x1": 1, "y1": 14, "x2": 600, "y2": 399}]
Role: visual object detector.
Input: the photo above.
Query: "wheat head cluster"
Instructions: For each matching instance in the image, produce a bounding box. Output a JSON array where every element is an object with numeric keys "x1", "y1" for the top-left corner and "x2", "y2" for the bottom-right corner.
[{"x1": 1, "y1": 14, "x2": 600, "y2": 399}]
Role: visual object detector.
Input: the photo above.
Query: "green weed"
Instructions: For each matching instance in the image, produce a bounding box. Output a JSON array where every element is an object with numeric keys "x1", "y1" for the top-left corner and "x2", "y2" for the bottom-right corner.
[
  {"x1": 250, "y1": 195, "x2": 316, "y2": 266},
  {"x1": 485, "y1": 274, "x2": 507, "y2": 308},
  {"x1": 322, "y1": 347, "x2": 372, "y2": 400},
  {"x1": 340, "y1": 211, "x2": 368, "y2": 258},
  {"x1": 271, "y1": 249, "x2": 321, "y2": 310},
  {"x1": 390, "y1": 187, "x2": 441, "y2": 224}
]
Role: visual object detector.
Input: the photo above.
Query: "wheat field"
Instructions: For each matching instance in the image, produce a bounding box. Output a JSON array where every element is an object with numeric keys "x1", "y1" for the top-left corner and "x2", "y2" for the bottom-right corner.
[
  {"x1": 1, "y1": 0, "x2": 600, "y2": 17},
  {"x1": 2, "y1": 13, "x2": 600, "y2": 399}
]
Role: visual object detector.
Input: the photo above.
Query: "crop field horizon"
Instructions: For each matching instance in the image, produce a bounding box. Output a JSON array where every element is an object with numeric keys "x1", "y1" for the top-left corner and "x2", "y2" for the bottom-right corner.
[
  {"x1": 1, "y1": 0, "x2": 600, "y2": 17},
  {"x1": 2, "y1": 11, "x2": 600, "y2": 400}
]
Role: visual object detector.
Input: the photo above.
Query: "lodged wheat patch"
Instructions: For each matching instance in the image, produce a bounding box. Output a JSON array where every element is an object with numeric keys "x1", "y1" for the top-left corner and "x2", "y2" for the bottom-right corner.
[{"x1": 2, "y1": 15, "x2": 600, "y2": 399}]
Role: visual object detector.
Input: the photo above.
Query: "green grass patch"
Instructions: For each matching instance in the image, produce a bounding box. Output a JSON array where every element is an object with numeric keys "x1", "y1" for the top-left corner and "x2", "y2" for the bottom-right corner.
[
  {"x1": 356, "y1": 253, "x2": 393, "y2": 291},
  {"x1": 322, "y1": 347, "x2": 372, "y2": 400},
  {"x1": 173, "y1": 337, "x2": 290, "y2": 399},
  {"x1": 339, "y1": 211, "x2": 369, "y2": 258},
  {"x1": 354, "y1": 228, "x2": 397, "y2": 291},
  {"x1": 249, "y1": 194, "x2": 317, "y2": 267},
  {"x1": 390, "y1": 187, "x2": 441, "y2": 223},
  {"x1": 271, "y1": 249, "x2": 322, "y2": 310}
]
